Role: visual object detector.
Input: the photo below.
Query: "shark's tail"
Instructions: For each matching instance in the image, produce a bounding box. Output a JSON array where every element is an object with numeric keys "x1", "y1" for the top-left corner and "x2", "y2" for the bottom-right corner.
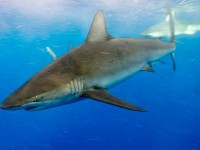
[
  {"x1": 167, "y1": 7, "x2": 176, "y2": 71},
  {"x1": 168, "y1": 7, "x2": 175, "y2": 43}
]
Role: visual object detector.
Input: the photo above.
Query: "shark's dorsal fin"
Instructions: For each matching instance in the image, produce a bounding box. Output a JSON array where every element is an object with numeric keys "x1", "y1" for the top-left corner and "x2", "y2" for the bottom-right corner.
[
  {"x1": 86, "y1": 10, "x2": 112, "y2": 42},
  {"x1": 83, "y1": 89, "x2": 145, "y2": 112}
]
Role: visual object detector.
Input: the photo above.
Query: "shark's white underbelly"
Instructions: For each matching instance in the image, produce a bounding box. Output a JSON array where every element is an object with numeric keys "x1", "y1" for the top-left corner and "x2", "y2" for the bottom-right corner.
[{"x1": 86, "y1": 61, "x2": 146, "y2": 89}]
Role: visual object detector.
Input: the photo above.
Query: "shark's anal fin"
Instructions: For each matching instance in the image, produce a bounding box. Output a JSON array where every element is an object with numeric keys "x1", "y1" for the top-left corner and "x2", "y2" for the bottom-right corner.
[
  {"x1": 171, "y1": 52, "x2": 176, "y2": 71},
  {"x1": 142, "y1": 64, "x2": 155, "y2": 72},
  {"x1": 83, "y1": 89, "x2": 146, "y2": 112}
]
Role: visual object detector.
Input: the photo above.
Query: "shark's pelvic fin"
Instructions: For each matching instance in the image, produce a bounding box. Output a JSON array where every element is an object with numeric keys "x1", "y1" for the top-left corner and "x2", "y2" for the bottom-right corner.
[
  {"x1": 142, "y1": 64, "x2": 155, "y2": 72},
  {"x1": 46, "y1": 47, "x2": 57, "y2": 61},
  {"x1": 83, "y1": 89, "x2": 145, "y2": 112},
  {"x1": 86, "y1": 10, "x2": 112, "y2": 42},
  {"x1": 167, "y1": 7, "x2": 176, "y2": 71}
]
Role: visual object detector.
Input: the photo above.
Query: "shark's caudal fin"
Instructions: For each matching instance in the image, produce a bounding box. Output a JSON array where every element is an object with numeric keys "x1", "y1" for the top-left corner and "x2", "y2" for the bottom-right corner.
[
  {"x1": 165, "y1": 10, "x2": 175, "y2": 22},
  {"x1": 86, "y1": 10, "x2": 112, "y2": 42},
  {"x1": 167, "y1": 7, "x2": 176, "y2": 71},
  {"x1": 168, "y1": 8, "x2": 175, "y2": 43},
  {"x1": 83, "y1": 89, "x2": 146, "y2": 112},
  {"x1": 171, "y1": 52, "x2": 176, "y2": 71}
]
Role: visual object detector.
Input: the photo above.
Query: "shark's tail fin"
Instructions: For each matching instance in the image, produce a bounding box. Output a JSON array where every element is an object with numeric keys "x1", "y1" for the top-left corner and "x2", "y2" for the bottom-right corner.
[
  {"x1": 168, "y1": 7, "x2": 175, "y2": 43},
  {"x1": 167, "y1": 7, "x2": 176, "y2": 71},
  {"x1": 165, "y1": 10, "x2": 175, "y2": 22}
]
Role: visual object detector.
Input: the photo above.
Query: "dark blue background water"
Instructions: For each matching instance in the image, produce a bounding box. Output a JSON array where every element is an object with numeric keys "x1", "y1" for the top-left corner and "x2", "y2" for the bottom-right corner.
[{"x1": 0, "y1": 0, "x2": 200, "y2": 149}]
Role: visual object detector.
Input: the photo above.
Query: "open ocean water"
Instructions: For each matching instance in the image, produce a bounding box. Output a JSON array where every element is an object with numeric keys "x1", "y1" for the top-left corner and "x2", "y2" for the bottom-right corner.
[{"x1": 0, "y1": 0, "x2": 200, "y2": 150}]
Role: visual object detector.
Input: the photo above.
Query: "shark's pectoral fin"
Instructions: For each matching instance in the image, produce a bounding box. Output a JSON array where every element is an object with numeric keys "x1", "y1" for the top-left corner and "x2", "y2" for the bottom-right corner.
[
  {"x1": 83, "y1": 89, "x2": 146, "y2": 112},
  {"x1": 46, "y1": 47, "x2": 57, "y2": 61},
  {"x1": 171, "y1": 52, "x2": 176, "y2": 71},
  {"x1": 142, "y1": 64, "x2": 155, "y2": 72}
]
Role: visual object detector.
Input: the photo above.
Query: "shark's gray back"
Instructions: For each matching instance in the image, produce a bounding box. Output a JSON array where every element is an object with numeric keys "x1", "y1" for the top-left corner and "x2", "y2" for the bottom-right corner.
[{"x1": 38, "y1": 38, "x2": 173, "y2": 90}]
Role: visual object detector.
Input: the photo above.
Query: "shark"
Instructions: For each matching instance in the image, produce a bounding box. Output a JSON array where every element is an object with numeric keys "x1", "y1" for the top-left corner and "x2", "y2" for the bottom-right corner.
[
  {"x1": 0, "y1": 9, "x2": 176, "y2": 112},
  {"x1": 141, "y1": 11, "x2": 200, "y2": 38}
]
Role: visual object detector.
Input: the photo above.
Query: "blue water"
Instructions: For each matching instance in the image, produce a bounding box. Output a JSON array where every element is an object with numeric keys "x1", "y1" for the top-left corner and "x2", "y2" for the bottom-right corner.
[{"x1": 0, "y1": 0, "x2": 200, "y2": 150}]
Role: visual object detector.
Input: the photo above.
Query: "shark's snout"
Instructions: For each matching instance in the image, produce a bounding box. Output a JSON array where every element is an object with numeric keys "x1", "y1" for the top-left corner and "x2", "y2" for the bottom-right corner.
[
  {"x1": 1, "y1": 104, "x2": 20, "y2": 110},
  {"x1": 1, "y1": 97, "x2": 41, "y2": 111},
  {"x1": 0, "y1": 97, "x2": 23, "y2": 110},
  {"x1": 0, "y1": 103, "x2": 9, "y2": 110}
]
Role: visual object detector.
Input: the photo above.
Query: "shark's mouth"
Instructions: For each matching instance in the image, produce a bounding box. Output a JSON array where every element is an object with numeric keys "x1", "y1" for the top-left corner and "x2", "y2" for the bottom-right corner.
[
  {"x1": 23, "y1": 98, "x2": 67, "y2": 111},
  {"x1": 23, "y1": 102, "x2": 52, "y2": 111},
  {"x1": 22, "y1": 101, "x2": 47, "y2": 111}
]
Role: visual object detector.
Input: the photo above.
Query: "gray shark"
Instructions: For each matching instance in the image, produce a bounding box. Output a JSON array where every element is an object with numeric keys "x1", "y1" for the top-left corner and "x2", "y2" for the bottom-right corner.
[
  {"x1": 141, "y1": 11, "x2": 200, "y2": 38},
  {"x1": 0, "y1": 9, "x2": 175, "y2": 111}
]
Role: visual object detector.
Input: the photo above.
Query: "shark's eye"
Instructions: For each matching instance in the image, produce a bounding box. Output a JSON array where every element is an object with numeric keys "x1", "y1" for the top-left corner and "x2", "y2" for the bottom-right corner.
[
  {"x1": 31, "y1": 96, "x2": 44, "y2": 102},
  {"x1": 31, "y1": 96, "x2": 39, "y2": 102}
]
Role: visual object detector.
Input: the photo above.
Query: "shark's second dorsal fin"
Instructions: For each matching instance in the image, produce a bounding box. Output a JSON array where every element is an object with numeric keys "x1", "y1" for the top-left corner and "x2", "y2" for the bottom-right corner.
[
  {"x1": 167, "y1": 8, "x2": 176, "y2": 71},
  {"x1": 86, "y1": 10, "x2": 112, "y2": 42}
]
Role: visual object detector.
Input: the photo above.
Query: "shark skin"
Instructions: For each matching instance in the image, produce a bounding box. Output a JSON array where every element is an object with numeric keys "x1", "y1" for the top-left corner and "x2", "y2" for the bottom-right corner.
[
  {"x1": 141, "y1": 13, "x2": 200, "y2": 38},
  {"x1": 0, "y1": 10, "x2": 175, "y2": 112}
]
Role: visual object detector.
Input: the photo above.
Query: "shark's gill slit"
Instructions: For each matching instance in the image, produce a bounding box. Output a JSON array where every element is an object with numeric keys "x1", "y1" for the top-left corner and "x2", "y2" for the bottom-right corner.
[
  {"x1": 69, "y1": 80, "x2": 75, "y2": 95},
  {"x1": 74, "y1": 78, "x2": 79, "y2": 95}
]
